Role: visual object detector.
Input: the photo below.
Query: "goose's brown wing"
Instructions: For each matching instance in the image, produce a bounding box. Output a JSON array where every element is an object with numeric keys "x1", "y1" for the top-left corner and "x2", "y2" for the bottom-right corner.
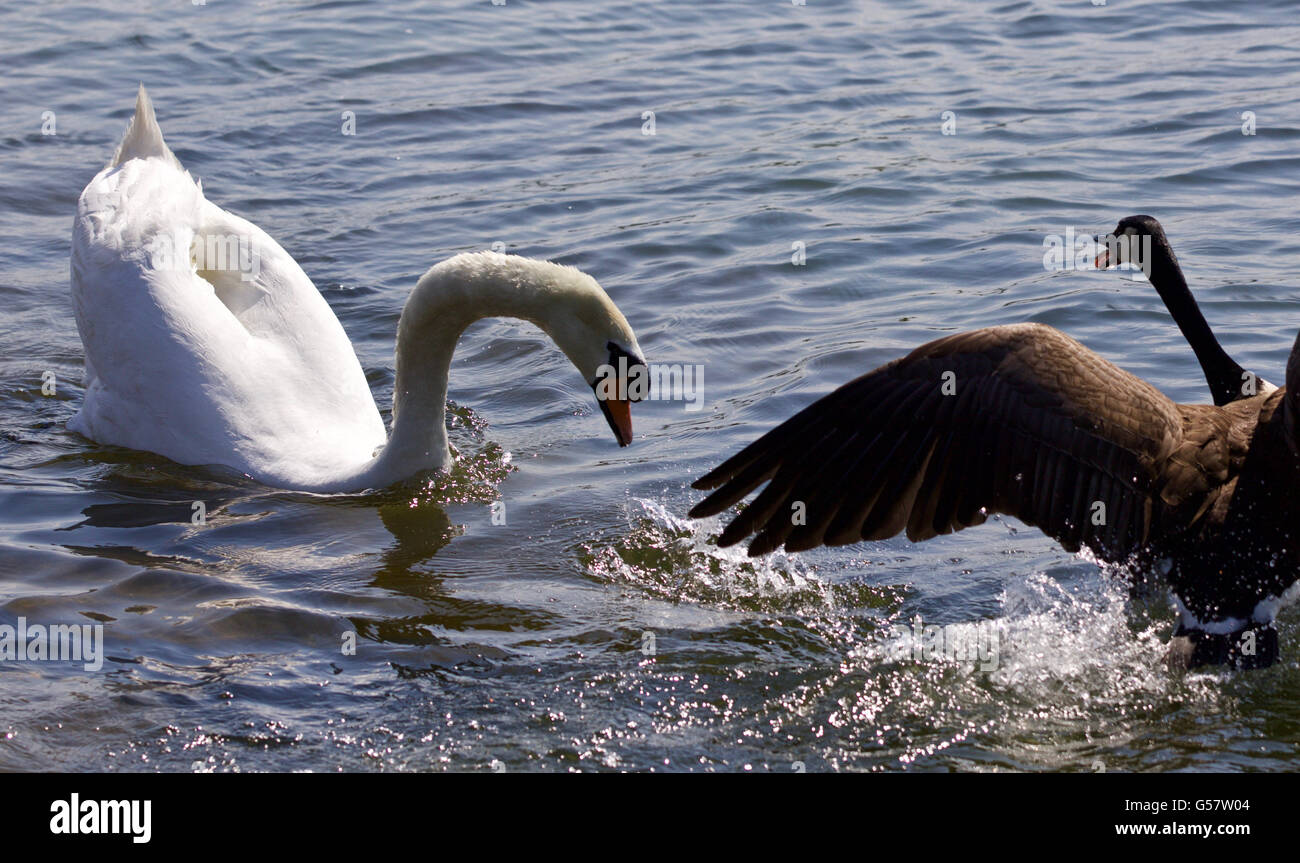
[{"x1": 690, "y1": 322, "x2": 1204, "y2": 559}]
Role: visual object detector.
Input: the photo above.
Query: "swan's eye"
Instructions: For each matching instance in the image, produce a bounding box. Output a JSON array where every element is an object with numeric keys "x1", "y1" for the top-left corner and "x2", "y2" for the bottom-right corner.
[{"x1": 604, "y1": 341, "x2": 648, "y2": 403}]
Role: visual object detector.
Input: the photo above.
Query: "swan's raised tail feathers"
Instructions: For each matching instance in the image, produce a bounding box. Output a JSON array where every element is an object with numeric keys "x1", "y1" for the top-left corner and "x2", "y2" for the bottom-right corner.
[{"x1": 109, "y1": 84, "x2": 181, "y2": 170}]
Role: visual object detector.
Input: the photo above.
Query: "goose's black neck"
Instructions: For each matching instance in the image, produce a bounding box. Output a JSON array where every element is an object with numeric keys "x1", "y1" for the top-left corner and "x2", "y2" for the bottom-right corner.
[{"x1": 1146, "y1": 236, "x2": 1246, "y2": 406}]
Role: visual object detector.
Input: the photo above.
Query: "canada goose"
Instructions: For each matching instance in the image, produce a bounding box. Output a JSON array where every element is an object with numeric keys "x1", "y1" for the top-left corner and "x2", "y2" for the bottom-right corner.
[
  {"x1": 690, "y1": 274, "x2": 1300, "y2": 670},
  {"x1": 71, "y1": 87, "x2": 645, "y2": 491},
  {"x1": 1098, "y1": 215, "x2": 1274, "y2": 405}
]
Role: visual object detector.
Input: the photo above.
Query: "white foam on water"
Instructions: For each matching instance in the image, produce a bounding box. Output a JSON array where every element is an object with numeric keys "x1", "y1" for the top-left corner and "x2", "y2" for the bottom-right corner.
[{"x1": 580, "y1": 497, "x2": 836, "y2": 611}]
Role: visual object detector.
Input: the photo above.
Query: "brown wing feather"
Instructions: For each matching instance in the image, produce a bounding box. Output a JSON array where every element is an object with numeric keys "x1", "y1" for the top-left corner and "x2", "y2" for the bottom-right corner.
[{"x1": 690, "y1": 323, "x2": 1199, "y2": 560}]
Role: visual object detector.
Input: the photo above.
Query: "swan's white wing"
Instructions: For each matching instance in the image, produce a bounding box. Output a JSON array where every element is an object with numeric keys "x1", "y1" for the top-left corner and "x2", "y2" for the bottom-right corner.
[{"x1": 71, "y1": 156, "x2": 386, "y2": 488}]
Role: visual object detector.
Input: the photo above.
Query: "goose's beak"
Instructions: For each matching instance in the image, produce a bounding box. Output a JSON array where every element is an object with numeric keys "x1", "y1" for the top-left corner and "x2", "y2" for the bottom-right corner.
[
  {"x1": 598, "y1": 395, "x2": 634, "y2": 447},
  {"x1": 1094, "y1": 235, "x2": 1112, "y2": 269}
]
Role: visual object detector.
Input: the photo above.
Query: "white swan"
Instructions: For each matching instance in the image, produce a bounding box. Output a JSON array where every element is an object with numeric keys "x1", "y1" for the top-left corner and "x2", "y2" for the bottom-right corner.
[{"x1": 71, "y1": 87, "x2": 646, "y2": 492}]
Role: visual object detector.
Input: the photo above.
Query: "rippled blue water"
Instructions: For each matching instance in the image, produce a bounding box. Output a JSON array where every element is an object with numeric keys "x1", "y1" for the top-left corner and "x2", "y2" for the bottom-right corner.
[{"x1": 3, "y1": 0, "x2": 1300, "y2": 771}]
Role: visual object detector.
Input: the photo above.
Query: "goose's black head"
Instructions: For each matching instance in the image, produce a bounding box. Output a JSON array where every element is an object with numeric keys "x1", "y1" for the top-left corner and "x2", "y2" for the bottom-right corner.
[{"x1": 1095, "y1": 214, "x2": 1175, "y2": 275}]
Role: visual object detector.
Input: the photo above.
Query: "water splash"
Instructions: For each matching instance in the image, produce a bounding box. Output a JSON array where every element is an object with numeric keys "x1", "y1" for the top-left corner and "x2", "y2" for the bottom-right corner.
[
  {"x1": 579, "y1": 497, "x2": 895, "y2": 614},
  {"x1": 400, "y1": 402, "x2": 516, "y2": 505}
]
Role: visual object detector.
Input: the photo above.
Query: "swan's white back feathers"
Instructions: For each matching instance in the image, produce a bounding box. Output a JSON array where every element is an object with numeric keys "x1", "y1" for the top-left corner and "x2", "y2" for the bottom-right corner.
[{"x1": 72, "y1": 88, "x2": 385, "y2": 488}]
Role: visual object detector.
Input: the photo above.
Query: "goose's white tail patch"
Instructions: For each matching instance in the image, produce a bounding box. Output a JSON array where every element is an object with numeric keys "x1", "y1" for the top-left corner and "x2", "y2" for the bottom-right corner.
[
  {"x1": 1252, "y1": 578, "x2": 1300, "y2": 625},
  {"x1": 1172, "y1": 578, "x2": 1300, "y2": 633}
]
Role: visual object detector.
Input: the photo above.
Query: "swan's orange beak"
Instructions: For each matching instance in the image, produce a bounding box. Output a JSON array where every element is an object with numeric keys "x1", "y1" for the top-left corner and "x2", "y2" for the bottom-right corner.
[
  {"x1": 592, "y1": 345, "x2": 645, "y2": 447},
  {"x1": 598, "y1": 395, "x2": 634, "y2": 447}
]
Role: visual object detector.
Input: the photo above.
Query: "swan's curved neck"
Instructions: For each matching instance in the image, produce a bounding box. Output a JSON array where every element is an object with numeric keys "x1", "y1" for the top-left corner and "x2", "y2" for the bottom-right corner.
[
  {"x1": 349, "y1": 257, "x2": 591, "y2": 490},
  {"x1": 1146, "y1": 238, "x2": 1245, "y2": 405},
  {"x1": 368, "y1": 306, "x2": 462, "y2": 486}
]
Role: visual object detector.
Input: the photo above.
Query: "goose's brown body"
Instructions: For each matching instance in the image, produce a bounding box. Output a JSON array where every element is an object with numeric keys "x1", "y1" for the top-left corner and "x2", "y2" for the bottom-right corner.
[{"x1": 691, "y1": 323, "x2": 1300, "y2": 665}]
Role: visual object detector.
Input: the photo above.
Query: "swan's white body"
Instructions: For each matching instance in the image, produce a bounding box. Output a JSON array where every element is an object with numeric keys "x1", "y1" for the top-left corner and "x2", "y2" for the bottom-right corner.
[{"x1": 71, "y1": 88, "x2": 643, "y2": 492}]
